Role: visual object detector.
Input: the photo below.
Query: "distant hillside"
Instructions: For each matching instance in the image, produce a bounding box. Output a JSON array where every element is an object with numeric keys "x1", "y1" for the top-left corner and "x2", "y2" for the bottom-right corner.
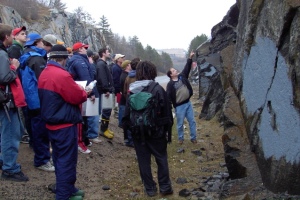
[
  {"x1": 157, "y1": 48, "x2": 187, "y2": 58},
  {"x1": 157, "y1": 48, "x2": 187, "y2": 70}
]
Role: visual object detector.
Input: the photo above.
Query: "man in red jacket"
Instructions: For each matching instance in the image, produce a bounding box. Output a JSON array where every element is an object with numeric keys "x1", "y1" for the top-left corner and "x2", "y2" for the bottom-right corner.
[
  {"x1": 0, "y1": 24, "x2": 29, "y2": 182},
  {"x1": 38, "y1": 45, "x2": 88, "y2": 200}
]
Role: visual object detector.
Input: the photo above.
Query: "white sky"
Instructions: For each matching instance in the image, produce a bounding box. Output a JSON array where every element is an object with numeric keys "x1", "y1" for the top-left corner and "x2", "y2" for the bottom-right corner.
[{"x1": 61, "y1": 0, "x2": 236, "y2": 50}]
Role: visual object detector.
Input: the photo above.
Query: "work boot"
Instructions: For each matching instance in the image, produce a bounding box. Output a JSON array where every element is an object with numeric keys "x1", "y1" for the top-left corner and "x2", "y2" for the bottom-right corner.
[
  {"x1": 102, "y1": 119, "x2": 114, "y2": 136},
  {"x1": 101, "y1": 130, "x2": 113, "y2": 139},
  {"x1": 107, "y1": 129, "x2": 114, "y2": 135},
  {"x1": 100, "y1": 119, "x2": 108, "y2": 133}
]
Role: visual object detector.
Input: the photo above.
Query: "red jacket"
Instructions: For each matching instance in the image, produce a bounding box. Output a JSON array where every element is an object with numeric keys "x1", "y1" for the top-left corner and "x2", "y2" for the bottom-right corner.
[{"x1": 10, "y1": 65, "x2": 26, "y2": 107}]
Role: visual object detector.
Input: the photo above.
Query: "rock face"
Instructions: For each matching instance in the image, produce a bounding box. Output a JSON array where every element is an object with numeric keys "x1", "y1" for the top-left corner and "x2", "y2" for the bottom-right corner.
[
  {"x1": 0, "y1": 5, "x2": 104, "y2": 50},
  {"x1": 197, "y1": 0, "x2": 300, "y2": 195}
]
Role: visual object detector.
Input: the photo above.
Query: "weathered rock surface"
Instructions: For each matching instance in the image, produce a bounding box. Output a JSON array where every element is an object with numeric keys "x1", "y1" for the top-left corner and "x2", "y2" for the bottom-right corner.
[
  {"x1": 196, "y1": 0, "x2": 300, "y2": 196},
  {"x1": 0, "y1": 5, "x2": 104, "y2": 50}
]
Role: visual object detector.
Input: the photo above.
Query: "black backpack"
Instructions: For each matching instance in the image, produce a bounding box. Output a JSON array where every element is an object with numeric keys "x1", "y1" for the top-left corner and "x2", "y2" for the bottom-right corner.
[{"x1": 129, "y1": 82, "x2": 159, "y2": 142}]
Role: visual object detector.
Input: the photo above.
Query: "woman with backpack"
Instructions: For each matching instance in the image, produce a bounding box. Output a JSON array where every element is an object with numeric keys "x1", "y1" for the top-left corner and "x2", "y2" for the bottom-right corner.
[{"x1": 122, "y1": 60, "x2": 174, "y2": 197}]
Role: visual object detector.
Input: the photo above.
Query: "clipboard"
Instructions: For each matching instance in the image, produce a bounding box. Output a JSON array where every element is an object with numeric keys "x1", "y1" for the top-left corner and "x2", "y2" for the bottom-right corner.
[{"x1": 101, "y1": 93, "x2": 115, "y2": 109}]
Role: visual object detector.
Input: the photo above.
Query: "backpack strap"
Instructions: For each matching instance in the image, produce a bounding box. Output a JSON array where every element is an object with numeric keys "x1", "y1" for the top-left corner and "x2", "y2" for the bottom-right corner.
[{"x1": 146, "y1": 81, "x2": 158, "y2": 93}]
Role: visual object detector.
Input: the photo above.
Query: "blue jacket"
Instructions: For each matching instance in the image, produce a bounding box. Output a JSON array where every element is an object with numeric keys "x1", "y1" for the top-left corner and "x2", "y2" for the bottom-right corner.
[
  {"x1": 111, "y1": 63, "x2": 122, "y2": 93},
  {"x1": 19, "y1": 46, "x2": 46, "y2": 110},
  {"x1": 67, "y1": 53, "x2": 96, "y2": 96},
  {"x1": 67, "y1": 53, "x2": 94, "y2": 84}
]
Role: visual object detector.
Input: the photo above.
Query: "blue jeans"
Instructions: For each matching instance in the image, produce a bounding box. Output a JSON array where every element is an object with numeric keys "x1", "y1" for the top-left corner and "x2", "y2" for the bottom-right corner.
[
  {"x1": 87, "y1": 115, "x2": 99, "y2": 139},
  {"x1": 0, "y1": 108, "x2": 22, "y2": 173},
  {"x1": 175, "y1": 101, "x2": 196, "y2": 141},
  {"x1": 118, "y1": 105, "x2": 125, "y2": 127}
]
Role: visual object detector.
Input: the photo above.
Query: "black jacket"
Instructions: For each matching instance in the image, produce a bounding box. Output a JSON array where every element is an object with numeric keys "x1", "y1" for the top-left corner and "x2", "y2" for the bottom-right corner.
[
  {"x1": 166, "y1": 58, "x2": 193, "y2": 108},
  {"x1": 7, "y1": 41, "x2": 24, "y2": 59},
  {"x1": 95, "y1": 59, "x2": 114, "y2": 94},
  {"x1": 22, "y1": 47, "x2": 46, "y2": 80},
  {"x1": 123, "y1": 81, "x2": 173, "y2": 142}
]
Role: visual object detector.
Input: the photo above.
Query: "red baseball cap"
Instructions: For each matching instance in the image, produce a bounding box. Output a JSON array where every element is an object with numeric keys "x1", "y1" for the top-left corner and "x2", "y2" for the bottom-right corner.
[
  {"x1": 12, "y1": 26, "x2": 26, "y2": 36},
  {"x1": 72, "y1": 42, "x2": 89, "y2": 51}
]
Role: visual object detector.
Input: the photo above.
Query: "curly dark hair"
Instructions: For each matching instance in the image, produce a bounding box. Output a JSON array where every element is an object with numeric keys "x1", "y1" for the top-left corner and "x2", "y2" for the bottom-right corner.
[
  {"x1": 130, "y1": 57, "x2": 141, "y2": 70},
  {"x1": 136, "y1": 60, "x2": 157, "y2": 81}
]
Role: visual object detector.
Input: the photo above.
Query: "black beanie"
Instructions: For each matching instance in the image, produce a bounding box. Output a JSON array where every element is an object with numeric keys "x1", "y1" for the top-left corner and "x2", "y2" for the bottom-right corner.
[{"x1": 48, "y1": 45, "x2": 69, "y2": 59}]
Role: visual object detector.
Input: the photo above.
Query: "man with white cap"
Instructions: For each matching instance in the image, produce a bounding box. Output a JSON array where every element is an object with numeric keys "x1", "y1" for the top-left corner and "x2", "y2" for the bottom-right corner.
[{"x1": 111, "y1": 53, "x2": 125, "y2": 123}]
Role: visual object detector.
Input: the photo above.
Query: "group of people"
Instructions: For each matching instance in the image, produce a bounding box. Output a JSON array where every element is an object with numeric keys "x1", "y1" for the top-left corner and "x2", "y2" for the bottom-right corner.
[{"x1": 0, "y1": 23, "x2": 198, "y2": 200}]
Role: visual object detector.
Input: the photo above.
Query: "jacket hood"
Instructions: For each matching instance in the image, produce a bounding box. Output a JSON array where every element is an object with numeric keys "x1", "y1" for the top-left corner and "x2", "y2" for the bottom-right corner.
[
  {"x1": 128, "y1": 70, "x2": 136, "y2": 78},
  {"x1": 129, "y1": 80, "x2": 153, "y2": 94}
]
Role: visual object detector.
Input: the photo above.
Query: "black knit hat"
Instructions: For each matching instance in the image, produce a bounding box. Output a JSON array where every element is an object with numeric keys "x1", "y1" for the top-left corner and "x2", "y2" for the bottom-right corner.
[
  {"x1": 48, "y1": 45, "x2": 69, "y2": 59},
  {"x1": 87, "y1": 49, "x2": 94, "y2": 57}
]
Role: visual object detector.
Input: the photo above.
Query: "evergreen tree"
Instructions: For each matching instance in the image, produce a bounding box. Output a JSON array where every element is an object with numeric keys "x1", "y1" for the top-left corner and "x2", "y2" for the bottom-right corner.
[
  {"x1": 188, "y1": 34, "x2": 208, "y2": 56},
  {"x1": 98, "y1": 15, "x2": 114, "y2": 46},
  {"x1": 161, "y1": 52, "x2": 173, "y2": 72},
  {"x1": 48, "y1": 0, "x2": 67, "y2": 11}
]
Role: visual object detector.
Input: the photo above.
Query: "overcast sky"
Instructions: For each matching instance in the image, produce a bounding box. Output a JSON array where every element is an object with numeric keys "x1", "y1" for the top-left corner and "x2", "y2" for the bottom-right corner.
[{"x1": 61, "y1": 0, "x2": 236, "y2": 50}]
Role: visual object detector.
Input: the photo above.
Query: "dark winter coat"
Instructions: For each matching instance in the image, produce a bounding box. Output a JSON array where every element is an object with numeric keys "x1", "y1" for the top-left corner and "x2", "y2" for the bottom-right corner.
[{"x1": 166, "y1": 58, "x2": 193, "y2": 108}]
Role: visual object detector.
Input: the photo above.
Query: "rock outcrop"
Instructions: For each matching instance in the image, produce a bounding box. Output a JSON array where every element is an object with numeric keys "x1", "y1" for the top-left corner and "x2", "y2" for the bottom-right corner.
[
  {"x1": 197, "y1": 0, "x2": 300, "y2": 196},
  {"x1": 0, "y1": 5, "x2": 104, "y2": 50}
]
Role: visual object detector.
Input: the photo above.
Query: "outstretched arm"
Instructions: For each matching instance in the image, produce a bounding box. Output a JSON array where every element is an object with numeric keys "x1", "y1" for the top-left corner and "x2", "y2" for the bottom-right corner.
[{"x1": 181, "y1": 51, "x2": 195, "y2": 78}]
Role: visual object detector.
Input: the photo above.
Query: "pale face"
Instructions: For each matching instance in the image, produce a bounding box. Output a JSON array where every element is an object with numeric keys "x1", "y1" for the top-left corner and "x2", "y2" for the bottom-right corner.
[
  {"x1": 117, "y1": 57, "x2": 124, "y2": 64},
  {"x1": 14, "y1": 30, "x2": 27, "y2": 43},
  {"x1": 104, "y1": 50, "x2": 110, "y2": 59},
  {"x1": 36, "y1": 40, "x2": 44, "y2": 49},
  {"x1": 43, "y1": 45, "x2": 52, "y2": 53},
  {"x1": 126, "y1": 63, "x2": 132, "y2": 72},
  {"x1": 79, "y1": 47, "x2": 87, "y2": 55},
  {"x1": 170, "y1": 68, "x2": 179, "y2": 77}
]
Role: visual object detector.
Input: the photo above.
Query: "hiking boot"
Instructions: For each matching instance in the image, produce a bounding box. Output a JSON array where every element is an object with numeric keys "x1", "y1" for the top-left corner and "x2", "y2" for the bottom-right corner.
[
  {"x1": 78, "y1": 146, "x2": 91, "y2": 154},
  {"x1": 69, "y1": 196, "x2": 83, "y2": 200},
  {"x1": 72, "y1": 190, "x2": 85, "y2": 197},
  {"x1": 1, "y1": 171, "x2": 29, "y2": 182},
  {"x1": 107, "y1": 129, "x2": 114, "y2": 136},
  {"x1": 48, "y1": 183, "x2": 56, "y2": 193},
  {"x1": 36, "y1": 161, "x2": 55, "y2": 172},
  {"x1": 125, "y1": 141, "x2": 134, "y2": 148},
  {"x1": 90, "y1": 137, "x2": 102, "y2": 144},
  {"x1": 145, "y1": 189, "x2": 157, "y2": 197},
  {"x1": 100, "y1": 130, "x2": 113, "y2": 139},
  {"x1": 191, "y1": 139, "x2": 197, "y2": 144},
  {"x1": 160, "y1": 188, "x2": 173, "y2": 195},
  {"x1": 20, "y1": 135, "x2": 30, "y2": 144}
]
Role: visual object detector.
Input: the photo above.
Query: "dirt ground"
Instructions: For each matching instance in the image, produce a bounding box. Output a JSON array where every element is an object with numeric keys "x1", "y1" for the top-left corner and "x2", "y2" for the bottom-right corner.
[{"x1": 0, "y1": 84, "x2": 230, "y2": 200}]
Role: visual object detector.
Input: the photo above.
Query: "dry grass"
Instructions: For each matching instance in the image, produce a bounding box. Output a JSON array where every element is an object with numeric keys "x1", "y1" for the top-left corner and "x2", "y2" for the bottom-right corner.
[{"x1": 102, "y1": 88, "x2": 226, "y2": 199}]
